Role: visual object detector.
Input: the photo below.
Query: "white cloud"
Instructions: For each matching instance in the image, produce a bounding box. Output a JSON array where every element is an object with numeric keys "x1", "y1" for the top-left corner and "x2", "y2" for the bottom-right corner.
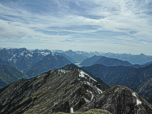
[
  {"x1": 0, "y1": 0, "x2": 152, "y2": 54},
  {"x1": 140, "y1": 41, "x2": 148, "y2": 45}
]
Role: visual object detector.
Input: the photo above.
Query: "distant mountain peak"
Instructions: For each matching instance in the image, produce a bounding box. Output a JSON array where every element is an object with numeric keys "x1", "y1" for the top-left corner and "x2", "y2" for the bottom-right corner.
[
  {"x1": 20, "y1": 47, "x2": 27, "y2": 50},
  {"x1": 66, "y1": 50, "x2": 73, "y2": 52},
  {"x1": 139, "y1": 53, "x2": 145, "y2": 56},
  {"x1": 62, "y1": 63, "x2": 79, "y2": 70}
]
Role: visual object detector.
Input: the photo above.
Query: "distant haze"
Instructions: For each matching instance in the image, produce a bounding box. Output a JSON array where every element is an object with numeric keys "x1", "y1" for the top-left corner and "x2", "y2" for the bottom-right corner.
[{"x1": 0, "y1": 0, "x2": 152, "y2": 55}]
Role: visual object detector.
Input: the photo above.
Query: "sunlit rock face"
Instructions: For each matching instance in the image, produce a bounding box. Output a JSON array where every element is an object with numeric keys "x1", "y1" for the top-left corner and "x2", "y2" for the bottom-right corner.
[{"x1": 0, "y1": 64, "x2": 152, "y2": 114}]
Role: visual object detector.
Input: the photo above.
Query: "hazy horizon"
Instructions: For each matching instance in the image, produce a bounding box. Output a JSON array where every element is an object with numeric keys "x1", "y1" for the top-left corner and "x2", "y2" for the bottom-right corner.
[
  {"x1": 1, "y1": 47, "x2": 152, "y2": 56},
  {"x1": 0, "y1": 0, "x2": 152, "y2": 55}
]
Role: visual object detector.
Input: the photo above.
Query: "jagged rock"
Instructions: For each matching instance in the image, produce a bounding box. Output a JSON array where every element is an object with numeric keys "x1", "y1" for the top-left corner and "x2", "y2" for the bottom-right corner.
[{"x1": 80, "y1": 85, "x2": 152, "y2": 114}]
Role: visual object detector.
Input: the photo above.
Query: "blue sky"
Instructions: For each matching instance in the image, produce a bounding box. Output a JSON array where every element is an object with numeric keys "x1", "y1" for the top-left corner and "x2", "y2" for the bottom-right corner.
[{"x1": 0, "y1": 0, "x2": 152, "y2": 55}]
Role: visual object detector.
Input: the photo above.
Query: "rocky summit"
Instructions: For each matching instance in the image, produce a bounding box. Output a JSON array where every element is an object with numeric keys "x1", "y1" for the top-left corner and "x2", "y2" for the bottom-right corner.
[{"x1": 0, "y1": 65, "x2": 152, "y2": 114}]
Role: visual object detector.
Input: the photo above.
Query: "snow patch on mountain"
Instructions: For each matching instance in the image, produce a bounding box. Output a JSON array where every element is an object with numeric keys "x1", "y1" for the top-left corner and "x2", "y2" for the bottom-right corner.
[
  {"x1": 79, "y1": 70, "x2": 97, "y2": 82},
  {"x1": 13, "y1": 59, "x2": 17, "y2": 64},
  {"x1": 40, "y1": 52, "x2": 50, "y2": 56},
  {"x1": 91, "y1": 93, "x2": 94, "y2": 101},
  {"x1": 58, "y1": 69, "x2": 70, "y2": 74},
  {"x1": 8, "y1": 57, "x2": 13, "y2": 61},
  {"x1": 86, "y1": 90, "x2": 94, "y2": 102},
  {"x1": 25, "y1": 54, "x2": 33, "y2": 57},
  {"x1": 97, "y1": 87, "x2": 103, "y2": 94},
  {"x1": 52, "y1": 53, "x2": 55, "y2": 56},
  {"x1": 132, "y1": 92, "x2": 142, "y2": 105},
  {"x1": 70, "y1": 108, "x2": 74, "y2": 113},
  {"x1": 20, "y1": 51, "x2": 25, "y2": 56},
  {"x1": 84, "y1": 98, "x2": 90, "y2": 103},
  {"x1": 13, "y1": 54, "x2": 16, "y2": 57}
]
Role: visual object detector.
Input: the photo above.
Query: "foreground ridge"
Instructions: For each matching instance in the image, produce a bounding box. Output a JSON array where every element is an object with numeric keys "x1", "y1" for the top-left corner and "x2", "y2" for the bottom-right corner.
[
  {"x1": 53, "y1": 109, "x2": 111, "y2": 114},
  {"x1": 0, "y1": 64, "x2": 152, "y2": 114}
]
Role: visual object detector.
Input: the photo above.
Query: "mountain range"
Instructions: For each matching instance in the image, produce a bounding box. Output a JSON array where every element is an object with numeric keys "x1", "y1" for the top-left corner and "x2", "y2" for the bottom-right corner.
[
  {"x1": 1, "y1": 47, "x2": 152, "y2": 113},
  {"x1": 1, "y1": 48, "x2": 152, "y2": 69},
  {"x1": 101, "y1": 53, "x2": 152, "y2": 64},
  {"x1": 0, "y1": 48, "x2": 45, "y2": 71},
  {"x1": 0, "y1": 48, "x2": 75, "y2": 72},
  {"x1": 0, "y1": 64, "x2": 152, "y2": 114},
  {"x1": 72, "y1": 50, "x2": 152, "y2": 64}
]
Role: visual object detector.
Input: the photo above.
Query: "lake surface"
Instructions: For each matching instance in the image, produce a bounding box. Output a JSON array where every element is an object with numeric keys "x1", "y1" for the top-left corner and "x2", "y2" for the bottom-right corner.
[{"x1": 74, "y1": 62, "x2": 82, "y2": 67}]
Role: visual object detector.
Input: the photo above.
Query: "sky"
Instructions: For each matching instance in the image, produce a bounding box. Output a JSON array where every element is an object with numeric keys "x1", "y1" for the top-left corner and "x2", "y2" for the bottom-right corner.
[{"x1": 0, "y1": 0, "x2": 152, "y2": 55}]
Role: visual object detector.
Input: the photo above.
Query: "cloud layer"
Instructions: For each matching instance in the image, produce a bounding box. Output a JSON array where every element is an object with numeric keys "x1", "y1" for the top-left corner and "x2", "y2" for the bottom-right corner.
[{"x1": 0, "y1": 0, "x2": 152, "y2": 54}]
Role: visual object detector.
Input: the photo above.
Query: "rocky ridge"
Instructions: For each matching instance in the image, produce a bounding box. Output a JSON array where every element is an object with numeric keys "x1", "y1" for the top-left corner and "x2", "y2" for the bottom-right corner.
[{"x1": 0, "y1": 64, "x2": 152, "y2": 114}]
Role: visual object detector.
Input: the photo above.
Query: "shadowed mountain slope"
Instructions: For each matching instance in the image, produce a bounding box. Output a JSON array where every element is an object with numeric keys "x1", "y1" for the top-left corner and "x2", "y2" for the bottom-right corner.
[
  {"x1": 109, "y1": 63, "x2": 152, "y2": 89},
  {"x1": 80, "y1": 55, "x2": 132, "y2": 67},
  {"x1": 0, "y1": 65, "x2": 29, "y2": 88},
  {"x1": 94, "y1": 57, "x2": 132, "y2": 66},
  {"x1": 135, "y1": 76, "x2": 152, "y2": 105},
  {"x1": 63, "y1": 50, "x2": 88, "y2": 62},
  {"x1": 24, "y1": 53, "x2": 71, "y2": 78},
  {"x1": 83, "y1": 64, "x2": 152, "y2": 89},
  {"x1": 82, "y1": 64, "x2": 132, "y2": 86},
  {"x1": 61, "y1": 53, "x2": 76, "y2": 63},
  {"x1": 80, "y1": 55, "x2": 103, "y2": 66},
  {"x1": 0, "y1": 58, "x2": 13, "y2": 67}
]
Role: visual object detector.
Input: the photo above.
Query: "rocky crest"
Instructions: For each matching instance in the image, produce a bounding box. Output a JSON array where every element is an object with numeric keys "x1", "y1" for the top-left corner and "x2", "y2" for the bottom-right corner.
[{"x1": 0, "y1": 65, "x2": 152, "y2": 114}]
